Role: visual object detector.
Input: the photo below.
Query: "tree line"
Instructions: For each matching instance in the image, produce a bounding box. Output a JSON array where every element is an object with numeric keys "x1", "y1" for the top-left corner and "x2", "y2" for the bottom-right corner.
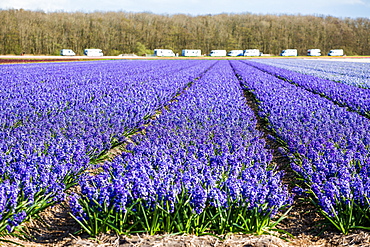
[{"x1": 0, "y1": 9, "x2": 369, "y2": 56}]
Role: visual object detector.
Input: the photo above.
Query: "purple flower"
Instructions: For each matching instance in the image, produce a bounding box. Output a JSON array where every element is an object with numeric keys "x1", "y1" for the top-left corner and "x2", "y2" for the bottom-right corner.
[{"x1": 189, "y1": 185, "x2": 207, "y2": 214}]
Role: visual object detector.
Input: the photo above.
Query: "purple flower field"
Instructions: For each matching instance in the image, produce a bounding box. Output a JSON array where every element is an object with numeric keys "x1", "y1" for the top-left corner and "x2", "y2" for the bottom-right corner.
[{"x1": 0, "y1": 59, "x2": 369, "y2": 242}]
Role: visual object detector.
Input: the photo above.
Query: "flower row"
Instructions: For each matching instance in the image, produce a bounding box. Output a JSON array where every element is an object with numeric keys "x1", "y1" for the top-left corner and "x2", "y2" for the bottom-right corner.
[
  {"x1": 244, "y1": 60, "x2": 370, "y2": 117},
  {"x1": 70, "y1": 60, "x2": 292, "y2": 236},
  {"x1": 231, "y1": 60, "x2": 370, "y2": 234},
  {"x1": 256, "y1": 59, "x2": 370, "y2": 89},
  {"x1": 0, "y1": 60, "x2": 215, "y2": 235}
]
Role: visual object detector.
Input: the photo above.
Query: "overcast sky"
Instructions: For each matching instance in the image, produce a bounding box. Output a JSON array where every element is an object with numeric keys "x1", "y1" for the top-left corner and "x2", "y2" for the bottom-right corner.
[{"x1": 1, "y1": 0, "x2": 370, "y2": 18}]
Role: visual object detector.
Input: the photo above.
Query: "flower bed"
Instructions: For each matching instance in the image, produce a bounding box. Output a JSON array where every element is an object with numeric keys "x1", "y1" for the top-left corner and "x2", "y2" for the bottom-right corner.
[
  {"x1": 69, "y1": 60, "x2": 292, "y2": 237},
  {"x1": 0, "y1": 60, "x2": 215, "y2": 240},
  {"x1": 244, "y1": 60, "x2": 370, "y2": 117},
  {"x1": 256, "y1": 59, "x2": 370, "y2": 89},
  {"x1": 231, "y1": 60, "x2": 370, "y2": 234}
]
